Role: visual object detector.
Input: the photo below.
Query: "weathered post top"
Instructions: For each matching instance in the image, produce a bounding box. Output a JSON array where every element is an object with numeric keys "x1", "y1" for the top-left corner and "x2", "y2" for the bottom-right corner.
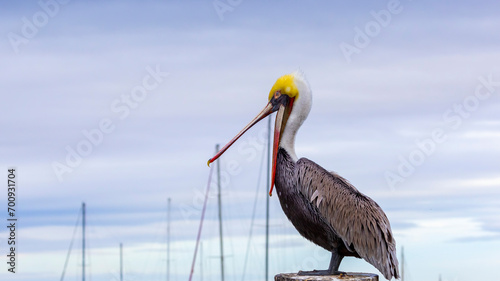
[{"x1": 275, "y1": 273, "x2": 378, "y2": 281}]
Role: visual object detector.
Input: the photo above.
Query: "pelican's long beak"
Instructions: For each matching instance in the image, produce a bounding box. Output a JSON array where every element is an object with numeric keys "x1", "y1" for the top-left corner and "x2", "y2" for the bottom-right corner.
[
  {"x1": 208, "y1": 96, "x2": 293, "y2": 197},
  {"x1": 208, "y1": 102, "x2": 274, "y2": 166}
]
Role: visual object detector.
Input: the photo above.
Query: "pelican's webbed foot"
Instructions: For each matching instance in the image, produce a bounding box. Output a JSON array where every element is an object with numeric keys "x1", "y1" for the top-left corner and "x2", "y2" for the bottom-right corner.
[{"x1": 298, "y1": 270, "x2": 347, "y2": 276}]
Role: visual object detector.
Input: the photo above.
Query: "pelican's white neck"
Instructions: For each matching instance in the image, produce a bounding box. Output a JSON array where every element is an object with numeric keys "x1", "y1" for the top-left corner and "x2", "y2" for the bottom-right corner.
[{"x1": 279, "y1": 71, "x2": 312, "y2": 162}]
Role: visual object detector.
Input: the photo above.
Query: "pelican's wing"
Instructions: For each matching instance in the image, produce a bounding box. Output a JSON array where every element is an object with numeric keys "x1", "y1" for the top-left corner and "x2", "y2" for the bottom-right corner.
[{"x1": 296, "y1": 157, "x2": 400, "y2": 280}]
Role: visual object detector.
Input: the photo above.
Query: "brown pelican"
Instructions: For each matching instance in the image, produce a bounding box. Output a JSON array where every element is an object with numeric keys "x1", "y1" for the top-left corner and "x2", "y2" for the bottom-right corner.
[{"x1": 208, "y1": 71, "x2": 400, "y2": 279}]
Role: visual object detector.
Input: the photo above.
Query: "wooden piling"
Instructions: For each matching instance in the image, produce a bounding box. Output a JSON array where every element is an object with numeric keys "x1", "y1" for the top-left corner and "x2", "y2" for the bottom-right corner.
[{"x1": 275, "y1": 272, "x2": 378, "y2": 281}]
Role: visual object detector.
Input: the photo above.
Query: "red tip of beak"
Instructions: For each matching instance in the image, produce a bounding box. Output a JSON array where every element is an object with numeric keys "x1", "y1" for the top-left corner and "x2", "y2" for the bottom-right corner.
[{"x1": 268, "y1": 148, "x2": 277, "y2": 197}]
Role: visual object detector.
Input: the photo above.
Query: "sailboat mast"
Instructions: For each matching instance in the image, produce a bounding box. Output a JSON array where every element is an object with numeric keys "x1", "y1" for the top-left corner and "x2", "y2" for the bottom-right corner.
[
  {"x1": 401, "y1": 246, "x2": 405, "y2": 281},
  {"x1": 200, "y1": 242, "x2": 203, "y2": 281},
  {"x1": 82, "y1": 202, "x2": 86, "y2": 281},
  {"x1": 167, "y1": 198, "x2": 171, "y2": 281},
  {"x1": 216, "y1": 144, "x2": 225, "y2": 281},
  {"x1": 120, "y1": 243, "x2": 123, "y2": 281}
]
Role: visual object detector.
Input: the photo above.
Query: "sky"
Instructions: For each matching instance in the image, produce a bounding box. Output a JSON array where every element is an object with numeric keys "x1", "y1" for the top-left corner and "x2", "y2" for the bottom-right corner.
[{"x1": 1, "y1": 0, "x2": 500, "y2": 281}]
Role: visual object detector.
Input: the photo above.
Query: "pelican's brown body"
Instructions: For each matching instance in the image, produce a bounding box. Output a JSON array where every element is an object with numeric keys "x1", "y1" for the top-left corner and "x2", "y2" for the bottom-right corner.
[{"x1": 275, "y1": 148, "x2": 399, "y2": 279}]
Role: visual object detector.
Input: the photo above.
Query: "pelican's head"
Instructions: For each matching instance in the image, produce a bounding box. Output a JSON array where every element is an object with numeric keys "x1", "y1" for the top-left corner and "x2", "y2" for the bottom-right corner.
[{"x1": 208, "y1": 71, "x2": 312, "y2": 196}]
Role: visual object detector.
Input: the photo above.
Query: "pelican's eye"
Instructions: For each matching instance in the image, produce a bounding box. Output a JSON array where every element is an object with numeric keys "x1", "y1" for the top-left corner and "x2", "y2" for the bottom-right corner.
[{"x1": 274, "y1": 90, "x2": 281, "y2": 99}]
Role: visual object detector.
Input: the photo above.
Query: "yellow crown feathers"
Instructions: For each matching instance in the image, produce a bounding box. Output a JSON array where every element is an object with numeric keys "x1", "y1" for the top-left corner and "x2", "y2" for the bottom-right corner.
[{"x1": 268, "y1": 74, "x2": 299, "y2": 100}]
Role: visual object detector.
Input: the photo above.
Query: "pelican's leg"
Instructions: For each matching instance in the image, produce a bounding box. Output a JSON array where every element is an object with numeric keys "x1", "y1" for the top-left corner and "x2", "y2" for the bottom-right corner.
[
  {"x1": 327, "y1": 250, "x2": 345, "y2": 274},
  {"x1": 297, "y1": 251, "x2": 345, "y2": 276}
]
